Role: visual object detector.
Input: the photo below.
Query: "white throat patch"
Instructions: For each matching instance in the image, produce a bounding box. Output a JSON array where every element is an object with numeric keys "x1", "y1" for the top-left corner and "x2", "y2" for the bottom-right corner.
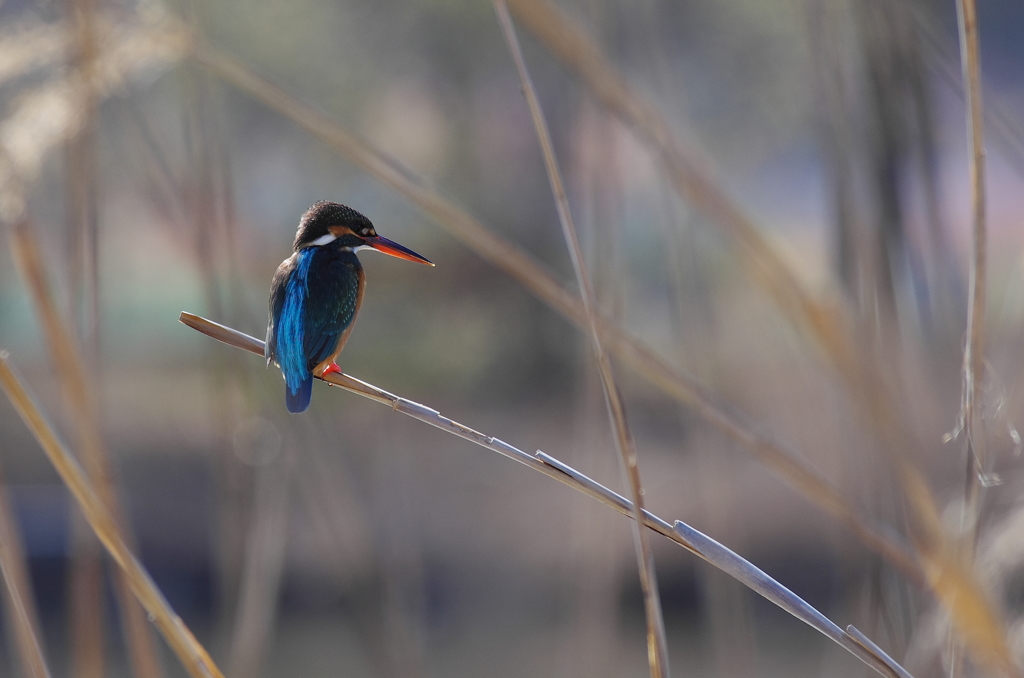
[{"x1": 308, "y1": 233, "x2": 338, "y2": 247}]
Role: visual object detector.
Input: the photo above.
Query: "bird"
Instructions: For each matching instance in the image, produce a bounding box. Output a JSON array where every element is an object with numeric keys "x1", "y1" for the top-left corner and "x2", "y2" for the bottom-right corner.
[{"x1": 266, "y1": 201, "x2": 433, "y2": 413}]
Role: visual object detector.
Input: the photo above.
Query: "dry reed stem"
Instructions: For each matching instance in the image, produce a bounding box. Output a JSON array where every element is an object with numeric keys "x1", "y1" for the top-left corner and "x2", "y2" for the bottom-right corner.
[
  {"x1": 846, "y1": 626, "x2": 913, "y2": 678},
  {"x1": 948, "y1": 3, "x2": 1009, "y2": 673},
  {"x1": 493, "y1": 3, "x2": 668, "y2": 675},
  {"x1": 671, "y1": 518, "x2": 909, "y2": 678},
  {"x1": 910, "y1": 3, "x2": 1024, "y2": 177},
  {"x1": 955, "y1": 0, "x2": 988, "y2": 532},
  {"x1": 64, "y1": 6, "x2": 110, "y2": 677},
  {"x1": 179, "y1": 312, "x2": 915, "y2": 678},
  {"x1": 190, "y1": 42, "x2": 920, "y2": 583},
  {"x1": 0, "y1": 462, "x2": 53, "y2": 678},
  {"x1": 9, "y1": 219, "x2": 167, "y2": 678},
  {"x1": 0, "y1": 353, "x2": 224, "y2": 678}
]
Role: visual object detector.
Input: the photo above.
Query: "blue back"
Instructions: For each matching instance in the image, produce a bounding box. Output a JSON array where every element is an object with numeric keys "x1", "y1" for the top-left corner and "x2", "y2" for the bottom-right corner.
[{"x1": 277, "y1": 249, "x2": 316, "y2": 412}]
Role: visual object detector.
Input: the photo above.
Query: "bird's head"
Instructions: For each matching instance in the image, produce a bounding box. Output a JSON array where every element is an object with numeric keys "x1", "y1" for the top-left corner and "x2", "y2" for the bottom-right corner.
[{"x1": 293, "y1": 201, "x2": 433, "y2": 265}]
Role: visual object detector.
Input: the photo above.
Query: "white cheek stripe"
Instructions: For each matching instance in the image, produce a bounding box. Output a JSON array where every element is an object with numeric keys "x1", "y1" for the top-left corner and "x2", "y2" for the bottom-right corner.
[{"x1": 308, "y1": 233, "x2": 338, "y2": 247}]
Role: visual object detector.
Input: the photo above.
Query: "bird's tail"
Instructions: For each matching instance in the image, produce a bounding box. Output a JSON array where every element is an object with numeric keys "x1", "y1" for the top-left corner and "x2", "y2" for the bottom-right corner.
[{"x1": 286, "y1": 374, "x2": 314, "y2": 413}]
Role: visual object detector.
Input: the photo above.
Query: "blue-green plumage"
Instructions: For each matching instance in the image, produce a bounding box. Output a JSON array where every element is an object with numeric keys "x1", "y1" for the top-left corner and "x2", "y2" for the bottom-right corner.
[
  {"x1": 266, "y1": 201, "x2": 432, "y2": 413},
  {"x1": 267, "y1": 246, "x2": 363, "y2": 412}
]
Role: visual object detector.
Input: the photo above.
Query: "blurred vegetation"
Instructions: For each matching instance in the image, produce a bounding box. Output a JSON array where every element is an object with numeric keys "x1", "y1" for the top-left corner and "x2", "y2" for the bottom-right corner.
[{"x1": 2, "y1": 0, "x2": 1024, "y2": 676}]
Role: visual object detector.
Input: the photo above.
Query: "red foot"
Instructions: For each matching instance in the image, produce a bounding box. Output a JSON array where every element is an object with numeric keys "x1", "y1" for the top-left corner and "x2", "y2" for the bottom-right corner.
[{"x1": 321, "y1": 363, "x2": 342, "y2": 377}]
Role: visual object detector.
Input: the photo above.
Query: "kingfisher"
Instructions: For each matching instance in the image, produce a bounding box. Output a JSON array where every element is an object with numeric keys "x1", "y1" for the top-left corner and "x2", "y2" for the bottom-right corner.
[{"x1": 266, "y1": 201, "x2": 433, "y2": 413}]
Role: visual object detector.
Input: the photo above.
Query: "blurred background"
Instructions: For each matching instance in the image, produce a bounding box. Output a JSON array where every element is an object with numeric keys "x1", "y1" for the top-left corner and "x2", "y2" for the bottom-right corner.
[{"x1": 1, "y1": 0, "x2": 1024, "y2": 676}]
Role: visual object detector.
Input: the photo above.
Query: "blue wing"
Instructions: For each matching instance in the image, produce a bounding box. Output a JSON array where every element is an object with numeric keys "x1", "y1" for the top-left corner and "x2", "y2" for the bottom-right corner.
[{"x1": 269, "y1": 250, "x2": 318, "y2": 412}]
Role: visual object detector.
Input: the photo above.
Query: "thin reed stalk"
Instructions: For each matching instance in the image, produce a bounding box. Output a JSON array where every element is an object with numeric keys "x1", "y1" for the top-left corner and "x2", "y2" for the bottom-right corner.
[
  {"x1": 0, "y1": 462, "x2": 52, "y2": 678},
  {"x1": 955, "y1": 0, "x2": 988, "y2": 537},
  {"x1": 178, "y1": 312, "x2": 916, "y2": 678},
  {"x1": 0, "y1": 353, "x2": 224, "y2": 678},
  {"x1": 910, "y1": 3, "x2": 1024, "y2": 178},
  {"x1": 64, "y1": 4, "x2": 108, "y2": 676},
  {"x1": 189, "y1": 41, "x2": 920, "y2": 582},
  {"x1": 950, "y1": 2, "x2": 999, "y2": 674},
  {"x1": 493, "y1": 3, "x2": 668, "y2": 675}
]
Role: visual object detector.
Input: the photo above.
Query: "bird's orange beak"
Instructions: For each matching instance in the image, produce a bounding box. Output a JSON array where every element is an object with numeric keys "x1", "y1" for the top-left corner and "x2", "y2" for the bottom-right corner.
[{"x1": 363, "y1": 235, "x2": 434, "y2": 266}]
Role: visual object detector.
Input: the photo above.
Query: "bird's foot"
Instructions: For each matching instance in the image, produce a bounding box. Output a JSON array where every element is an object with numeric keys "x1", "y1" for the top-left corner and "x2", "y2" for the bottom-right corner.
[{"x1": 320, "y1": 363, "x2": 342, "y2": 377}]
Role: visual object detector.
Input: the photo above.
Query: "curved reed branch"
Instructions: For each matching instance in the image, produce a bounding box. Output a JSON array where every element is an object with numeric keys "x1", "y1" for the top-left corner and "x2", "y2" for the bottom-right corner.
[
  {"x1": 178, "y1": 311, "x2": 914, "y2": 678},
  {"x1": 189, "y1": 41, "x2": 921, "y2": 584}
]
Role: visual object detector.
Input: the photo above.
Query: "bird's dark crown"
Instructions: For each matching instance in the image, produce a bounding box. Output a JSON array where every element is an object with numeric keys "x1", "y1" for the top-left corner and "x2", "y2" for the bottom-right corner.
[{"x1": 293, "y1": 201, "x2": 377, "y2": 250}]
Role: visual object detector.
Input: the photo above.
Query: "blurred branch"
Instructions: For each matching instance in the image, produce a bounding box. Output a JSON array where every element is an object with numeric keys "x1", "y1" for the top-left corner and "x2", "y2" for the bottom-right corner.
[
  {"x1": 493, "y1": 3, "x2": 668, "y2": 676},
  {"x1": 190, "y1": 40, "x2": 921, "y2": 584},
  {"x1": 0, "y1": 352, "x2": 224, "y2": 678},
  {"x1": 179, "y1": 311, "x2": 916, "y2": 678},
  {"x1": 10, "y1": 219, "x2": 165, "y2": 678},
  {"x1": 0, "y1": 462, "x2": 52, "y2": 678}
]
